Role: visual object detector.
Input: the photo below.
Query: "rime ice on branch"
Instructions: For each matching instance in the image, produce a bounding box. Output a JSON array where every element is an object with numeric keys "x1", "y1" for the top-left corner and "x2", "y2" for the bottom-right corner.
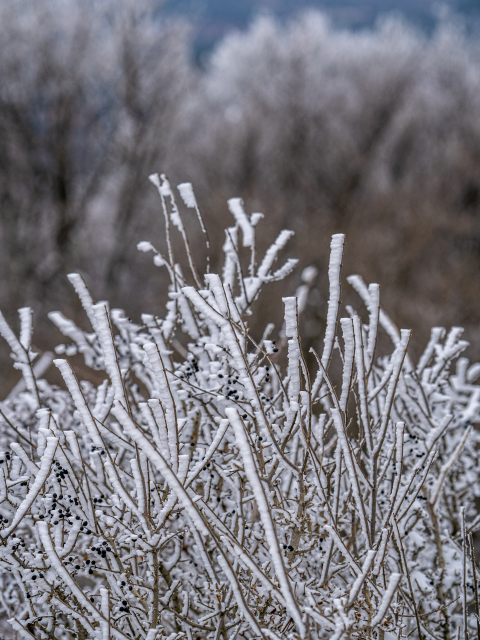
[{"x1": 0, "y1": 179, "x2": 479, "y2": 640}]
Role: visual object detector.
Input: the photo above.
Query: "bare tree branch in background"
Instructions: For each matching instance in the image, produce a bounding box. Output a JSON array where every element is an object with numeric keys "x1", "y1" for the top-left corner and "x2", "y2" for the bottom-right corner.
[{"x1": 0, "y1": 0, "x2": 191, "y2": 316}]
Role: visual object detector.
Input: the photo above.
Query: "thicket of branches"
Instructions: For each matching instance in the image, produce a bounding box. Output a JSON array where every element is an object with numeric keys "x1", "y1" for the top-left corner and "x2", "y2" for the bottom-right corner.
[{"x1": 1, "y1": 177, "x2": 480, "y2": 640}]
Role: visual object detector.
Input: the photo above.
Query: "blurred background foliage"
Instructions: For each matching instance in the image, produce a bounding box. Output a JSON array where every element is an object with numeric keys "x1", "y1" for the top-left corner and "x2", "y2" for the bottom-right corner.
[{"x1": 1, "y1": 0, "x2": 480, "y2": 392}]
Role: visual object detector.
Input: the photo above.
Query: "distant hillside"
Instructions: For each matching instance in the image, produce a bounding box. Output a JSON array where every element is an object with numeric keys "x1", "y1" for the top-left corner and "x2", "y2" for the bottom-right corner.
[{"x1": 163, "y1": 0, "x2": 480, "y2": 61}]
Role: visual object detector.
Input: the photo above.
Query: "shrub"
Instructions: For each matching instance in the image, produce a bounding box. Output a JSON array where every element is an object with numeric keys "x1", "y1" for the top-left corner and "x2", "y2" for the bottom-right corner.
[{"x1": 0, "y1": 176, "x2": 479, "y2": 640}]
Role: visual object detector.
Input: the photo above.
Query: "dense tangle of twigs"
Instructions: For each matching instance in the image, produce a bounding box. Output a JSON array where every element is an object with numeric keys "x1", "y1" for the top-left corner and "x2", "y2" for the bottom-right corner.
[{"x1": 0, "y1": 176, "x2": 479, "y2": 640}]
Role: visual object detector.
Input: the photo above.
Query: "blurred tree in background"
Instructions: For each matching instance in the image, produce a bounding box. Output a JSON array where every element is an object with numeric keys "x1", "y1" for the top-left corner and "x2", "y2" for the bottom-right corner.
[
  {"x1": 0, "y1": 0, "x2": 193, "y2": 388},
  {"x1": 1, "y1": 0, "x2": 480, "y2": 392},
  {"x1": 184, "y1": 14, "x2": 480, "y2": 362}
]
